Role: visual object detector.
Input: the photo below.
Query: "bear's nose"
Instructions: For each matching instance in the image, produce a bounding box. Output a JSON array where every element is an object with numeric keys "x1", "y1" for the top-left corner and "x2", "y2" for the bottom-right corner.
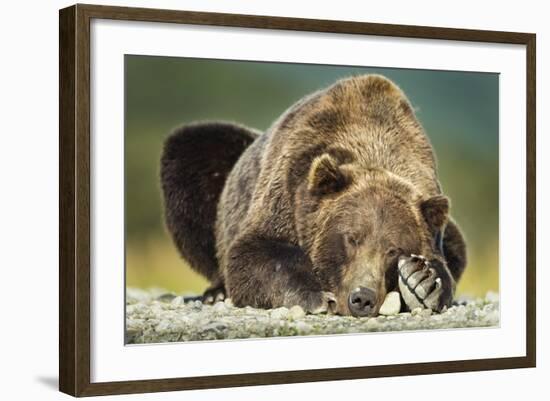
[{"x1": 348, "y1": 287, "x2": 377, "y2": 317}]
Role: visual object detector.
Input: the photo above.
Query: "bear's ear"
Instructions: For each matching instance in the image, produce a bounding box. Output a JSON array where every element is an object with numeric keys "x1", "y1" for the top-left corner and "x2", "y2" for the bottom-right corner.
[
  {"x1": 420, "y1": 195, "x2": 450, "y2": 231},
  {"x1": 307, "y1": 154, "x2": 352, "y2": 196}
]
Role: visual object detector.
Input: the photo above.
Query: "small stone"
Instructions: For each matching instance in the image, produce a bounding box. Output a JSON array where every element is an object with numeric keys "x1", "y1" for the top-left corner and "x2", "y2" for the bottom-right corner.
[
  {"x1": 378, "y1": 291, "x2": 401, "y2": 315},
  {"x1": 271, "y1": 307, "x2": 290, "y2": 320},
  {"x1": 203, "y1": 322, "x2": 227, "y2": 333},
  {"x1": 170, "y1": 296, "x2": 184, "y2": 306},
  {"x1": 289, "y1": 305, "x2": 306, "y2": 320},
  {"x1": 155, "y1": 320, "x2": 170, "y2": 332},
  {"x1": 366, "y1": 318, "x2": 380, "y2": 329},
  {"x1": 411, "y1": 307, "x2": 423, "y2": 316},
  {"x1": 295, "y1": 321, "x2": 311, "y2": 334},
  {"x1": 420, "y1": 308, "x2": 432, "y2": 317},
  {"x1": 399, "y1": 312, "x2": 411, "y2": 318},
  {"x1": 224, "y1": 298, "x2": 234, "y2": 307}
]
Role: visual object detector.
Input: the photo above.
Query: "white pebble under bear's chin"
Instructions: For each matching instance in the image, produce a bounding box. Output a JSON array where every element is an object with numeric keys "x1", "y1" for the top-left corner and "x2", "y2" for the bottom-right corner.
[{"x1": 378, "y1": 291, "x2": 401, "y2": 316}]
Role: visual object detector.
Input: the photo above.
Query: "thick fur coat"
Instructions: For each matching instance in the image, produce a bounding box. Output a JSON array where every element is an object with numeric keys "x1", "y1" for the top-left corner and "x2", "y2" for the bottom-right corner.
[{"x1": 161, "y1": 75, "x2": 467, "y2": 316}]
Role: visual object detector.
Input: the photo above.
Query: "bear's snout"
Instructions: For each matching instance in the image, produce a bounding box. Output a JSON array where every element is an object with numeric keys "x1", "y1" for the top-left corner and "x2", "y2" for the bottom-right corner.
[{"x1": 348, "y1": 286, "x2": 378, "y2": 317}]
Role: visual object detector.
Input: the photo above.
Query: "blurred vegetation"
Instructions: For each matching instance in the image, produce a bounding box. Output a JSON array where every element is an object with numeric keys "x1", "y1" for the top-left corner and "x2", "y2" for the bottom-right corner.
[{"x1": 125, "y1": 56, "x2": 499, "y2": 297}]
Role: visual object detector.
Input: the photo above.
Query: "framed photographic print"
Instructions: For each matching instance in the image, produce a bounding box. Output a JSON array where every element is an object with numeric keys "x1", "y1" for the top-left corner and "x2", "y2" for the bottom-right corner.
[{"x1": 59, "y1": 3, "x2": 536, "y2": 397}]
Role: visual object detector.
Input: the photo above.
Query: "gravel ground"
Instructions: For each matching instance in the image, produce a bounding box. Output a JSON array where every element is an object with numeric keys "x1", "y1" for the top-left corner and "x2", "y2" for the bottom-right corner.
[{"x1": 125, "y1": 288, "x2": 499, "y2": 344}]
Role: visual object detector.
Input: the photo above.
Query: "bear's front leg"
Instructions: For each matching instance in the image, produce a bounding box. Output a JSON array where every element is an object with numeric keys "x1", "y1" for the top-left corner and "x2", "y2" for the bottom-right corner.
[
  {"x1": 224, "y1": 236, "x2": 337, "y2": 314},
  {"x1": 397, "y1": 254, "x2": 455, "y2": 312}
]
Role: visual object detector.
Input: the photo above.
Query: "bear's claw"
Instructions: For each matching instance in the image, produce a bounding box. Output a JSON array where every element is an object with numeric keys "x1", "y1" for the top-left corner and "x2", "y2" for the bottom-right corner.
[
  {"x1": 202, "y1": 284, "x2": 226, "y2": 305},
  {"x1": 397, "y1": 254, "x2": 452, "y2": 312},
  {"x1": 302, "y1": 291, "x2": 338, "y2": 315},
  {"x1": 315, "y1": 291, "x2": 338, "y2": 314}
]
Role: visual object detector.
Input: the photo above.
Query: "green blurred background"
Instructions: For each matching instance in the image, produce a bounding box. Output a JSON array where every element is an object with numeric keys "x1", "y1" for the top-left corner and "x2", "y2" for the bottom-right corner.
[{"x1": 125, "y1": 56, "x2": 499, "y2": 297}]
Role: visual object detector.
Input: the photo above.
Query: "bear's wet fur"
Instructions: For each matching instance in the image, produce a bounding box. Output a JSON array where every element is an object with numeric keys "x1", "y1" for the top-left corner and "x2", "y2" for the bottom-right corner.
[{"x1": 160, "y1": 75, "x2": 467, "y2": 316}]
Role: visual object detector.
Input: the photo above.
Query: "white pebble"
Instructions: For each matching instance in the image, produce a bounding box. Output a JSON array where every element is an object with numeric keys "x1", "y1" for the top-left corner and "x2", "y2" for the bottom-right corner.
[
  {"x1": 295, "y1": 321, "x2": 311, "y2": 334},
  {"x1": 378, "y1": 291, "x2": 401, "y2": 315},
  {"x1": 271, "y1": 307, "x2": 290, "y2": 320},
  {"x1": 366, "y1": 318, "x2": 380, "y2": 329},
  {"x1": 155, "y1": 320, "x2": 170, "y2": 332},
  {"x1": 420, "y1": 308, "x2": 433, "y2": 317},
  {"x1": 411, "y1": 307, "x2": 423, "y2": 316},
  {"x1": 289, "y1": 305, "x2": 306, "y2": 319},
  {"x1": 213, "y1": 302, "x2": 227, "y2": 313}
]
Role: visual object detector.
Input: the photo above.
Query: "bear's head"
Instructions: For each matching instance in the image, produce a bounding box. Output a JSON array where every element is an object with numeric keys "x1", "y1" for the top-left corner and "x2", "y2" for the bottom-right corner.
[{"x1": 295, "y1": 153, "x2": 449, "y2": 316}]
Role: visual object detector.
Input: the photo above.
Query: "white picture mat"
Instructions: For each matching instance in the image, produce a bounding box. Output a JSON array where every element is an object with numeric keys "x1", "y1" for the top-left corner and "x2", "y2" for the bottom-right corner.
[{"x1": 90, "y1": 19, "x2": 526, "y2": 383}]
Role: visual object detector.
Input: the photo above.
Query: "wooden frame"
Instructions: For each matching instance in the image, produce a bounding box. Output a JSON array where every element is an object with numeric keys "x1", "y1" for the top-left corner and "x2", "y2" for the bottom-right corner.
[{"x1": 59, "y1": 3, "x2": 536, "y2": 397}]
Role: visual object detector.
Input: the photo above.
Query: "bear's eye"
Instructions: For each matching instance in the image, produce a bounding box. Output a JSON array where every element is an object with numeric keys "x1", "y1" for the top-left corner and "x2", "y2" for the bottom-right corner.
[
  {"x1": 346, "y1": 234, "x2": 362, "y2": 247},
  {"x1": 386, "y1": 247, "x2": 402, "y2": 258}
]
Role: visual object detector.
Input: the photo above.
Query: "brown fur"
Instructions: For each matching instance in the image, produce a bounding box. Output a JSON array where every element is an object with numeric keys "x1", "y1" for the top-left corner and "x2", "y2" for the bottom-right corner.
[
  {"x1": 160, "y1": 122, "x2": 259, "y2": 291},
  {"x1": 161, "y1": 74, "x2": 467, "y2": 315}
]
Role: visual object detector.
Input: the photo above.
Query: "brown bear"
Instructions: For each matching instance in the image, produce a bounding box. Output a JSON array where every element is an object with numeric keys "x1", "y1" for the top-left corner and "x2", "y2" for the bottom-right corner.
[{"x1": 160, "y1": 74, "x2": 467, "y2": 317}]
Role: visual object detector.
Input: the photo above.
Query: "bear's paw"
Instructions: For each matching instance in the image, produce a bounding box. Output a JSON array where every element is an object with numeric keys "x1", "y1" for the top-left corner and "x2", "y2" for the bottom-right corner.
[{"x1": 397, "y1": 254, "x2": 453, "y2": 313}]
